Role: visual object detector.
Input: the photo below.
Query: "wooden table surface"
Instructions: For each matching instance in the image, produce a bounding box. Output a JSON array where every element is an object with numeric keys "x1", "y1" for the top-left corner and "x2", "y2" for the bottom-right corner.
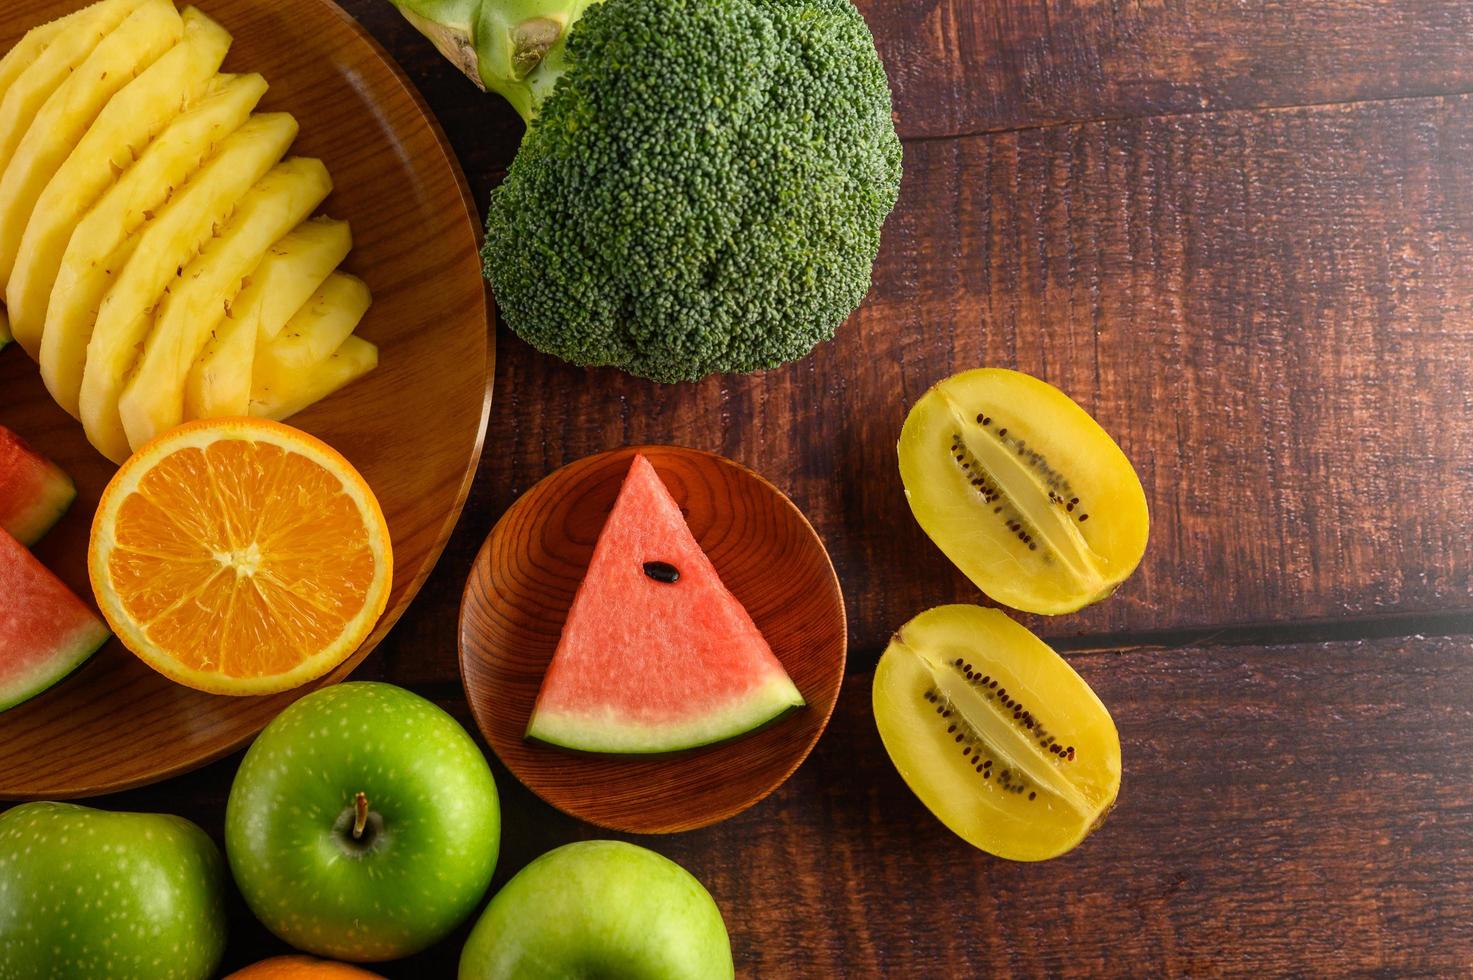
[{"x1": 46, "y1": 0, "x2": 1473, "y2": 974}]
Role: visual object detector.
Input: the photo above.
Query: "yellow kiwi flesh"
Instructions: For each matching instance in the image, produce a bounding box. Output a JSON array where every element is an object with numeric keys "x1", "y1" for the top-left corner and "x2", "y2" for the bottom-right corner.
[
  {"x1": 898, "y1": 368, "x2": 1149, "y2": 615},
  {"x1": 873, "y1": 605, "x2": 1120, "y2": 861}
]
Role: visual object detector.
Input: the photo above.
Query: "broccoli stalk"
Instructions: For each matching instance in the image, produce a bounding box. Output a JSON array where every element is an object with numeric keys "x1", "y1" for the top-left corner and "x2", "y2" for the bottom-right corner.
[
  {"x1": 391, "y1": 0, "x2": 903, "y2": 384},
  {"x1": 389, "y1": 0, "x2": 594, "y2": 121}
]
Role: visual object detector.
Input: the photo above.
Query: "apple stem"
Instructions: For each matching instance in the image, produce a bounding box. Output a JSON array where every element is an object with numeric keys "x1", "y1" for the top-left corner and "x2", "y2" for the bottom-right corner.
[{"x1": 352, "y1": 791, "x2": 369, "y2": 840}]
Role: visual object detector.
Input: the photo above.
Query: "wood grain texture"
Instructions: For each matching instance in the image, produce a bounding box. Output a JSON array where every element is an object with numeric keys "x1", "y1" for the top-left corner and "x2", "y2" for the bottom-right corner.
[
  {"x1": 460, "y1": 446, "x2": 846, "y2": 833},
  {"x1": 372, "y1": 93, "x2": 1473, "y2": 688},
  {"x1": 0, "y1": 0, "x2": 491, "y2": 797},
  {"x1": 868, "y1": 0, "x2": 1473, "y2": 138},
  {"x1": 74, "y1": 633, "x2": 1473, "y2": 976}
]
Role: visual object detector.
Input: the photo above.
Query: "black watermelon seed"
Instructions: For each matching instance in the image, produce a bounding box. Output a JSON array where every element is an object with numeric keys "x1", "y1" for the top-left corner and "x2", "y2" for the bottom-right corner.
[{"x1": 642, "y1": 561, "x2": 680, "y2": 584}]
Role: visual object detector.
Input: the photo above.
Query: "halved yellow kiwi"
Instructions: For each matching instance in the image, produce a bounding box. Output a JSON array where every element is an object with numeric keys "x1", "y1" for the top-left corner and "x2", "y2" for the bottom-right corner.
[
  {"x1": 873, "y1": 605, "x2": 1120, "y2": 861},
  {"x1": 898, "y1": 368, "x2": 1149, "y2": 614}
]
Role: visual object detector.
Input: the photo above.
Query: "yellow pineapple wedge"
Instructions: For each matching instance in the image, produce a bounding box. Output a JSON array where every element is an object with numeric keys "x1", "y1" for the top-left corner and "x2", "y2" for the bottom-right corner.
[
  {"x1": 0, "y1": 10, "x2": 73, "y2": 98},
  {"x1": 40, "y1": 72, "x2": 267, "y2": 418},
  {"x1": 0, "y1": 0, "x2": 183, "y2": 303},
  {"x1": 79, "y1": 112, "x2": 298, "y2": 462},
  {"x1": 8, "y1": 7, "x2": 232, "y2": 354},
  {"x1": 252, "y1": 336, "x2": 379, "y2": 422},
  {"x1": 0, "y1": 0, "x2": 150, "y2": 167},
  {"x1": 254, "y1": 273, "x2": 371, "y2": 375},
  {"x1": 184, "y1": 216, "x2": 351, "y2": 418},
  {"x1": 119, "y1": 158, "x2": 332, "y2": 450}
]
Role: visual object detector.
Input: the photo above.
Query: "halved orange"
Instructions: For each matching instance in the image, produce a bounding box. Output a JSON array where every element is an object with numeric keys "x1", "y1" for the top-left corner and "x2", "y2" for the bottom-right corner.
[
  {"x1": 89, "y1": 417, "x2": 392, "y2": 695},
  {"x1": 224, "y1": 956, "x2": 383, "y2": 978}
]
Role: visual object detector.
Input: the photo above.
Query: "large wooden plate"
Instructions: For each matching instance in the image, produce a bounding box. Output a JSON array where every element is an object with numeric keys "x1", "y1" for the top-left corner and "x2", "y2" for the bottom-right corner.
[
  {"x1": 460, "y1": 446, "x2": 847, "y2": 833},
  {"x1": 0, "y1": 0, "x2": 491, "y2": 797}
]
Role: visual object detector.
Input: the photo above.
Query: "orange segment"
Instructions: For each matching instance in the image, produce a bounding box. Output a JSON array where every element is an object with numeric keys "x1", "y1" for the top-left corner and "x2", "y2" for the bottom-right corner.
[{"x1": 89, "y1": 417, "x2": 392, "y2": 695}]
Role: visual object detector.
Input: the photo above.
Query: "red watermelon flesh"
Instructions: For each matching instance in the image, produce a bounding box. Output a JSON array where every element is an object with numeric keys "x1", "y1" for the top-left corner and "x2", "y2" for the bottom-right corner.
[
  {"x1": 0, "y1": 426, "x2": 76, "y2": 546},
  {"x1": 0, "y1": 527, "x2": 109, "y2": 712},
  {"x1": 526, "y1": 454, "x2": 805, "y2": 753}
]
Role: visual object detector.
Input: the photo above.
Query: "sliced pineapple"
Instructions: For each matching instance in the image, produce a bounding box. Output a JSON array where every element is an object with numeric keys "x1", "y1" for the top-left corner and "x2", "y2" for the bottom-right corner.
[
  {"x1": 251, "y1": 336, "x2": 379, "y2": 422},
  {"x1": 40, "y1": 72, "x2": 266, "y2": 418},
  {"x1": 79, "y1": 112, "x2": 298, "y2": 462},
  {"x1": 184, "y1": 216, "x2": 351, "y2": 418},
  {"x1": 0, "y1": 0, "x2": 150, "y2": 166},
  {"x1": 119, "y1": 157, "x2": 333, "y2": 450},
  {"x1": 7, "y1": 7, "x2": 232, "y2": 353},
  {"x1": 254, "y1": 273, "x2": 370, "y2": 374},
  {"x1": 0, "y1": 0, "x2": 183, "y2": 302},
  {"x1": 251, "y1": 277, "x2": 374, "y2": 420},
  {"x1": 0, "y1": 10, "x2": 73, "y2": 99}
]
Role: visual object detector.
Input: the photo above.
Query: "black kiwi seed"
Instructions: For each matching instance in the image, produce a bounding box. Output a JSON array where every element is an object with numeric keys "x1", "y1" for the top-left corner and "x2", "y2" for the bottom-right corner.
[{"x1": 642, "y1": 561, "x2": 680, "y2": 583}]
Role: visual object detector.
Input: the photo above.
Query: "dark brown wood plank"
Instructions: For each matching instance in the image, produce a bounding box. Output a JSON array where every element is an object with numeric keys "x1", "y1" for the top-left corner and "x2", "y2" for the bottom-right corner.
[
  {"x1": 373, "y1": 93, "x2": 1473, "y2": 687},
  {"x1": 81, "y1": 634, "x2": 1473, "y2": 975},
  {"x1": 337, "y1": 0, "x2": 1473, "y2": 148}
]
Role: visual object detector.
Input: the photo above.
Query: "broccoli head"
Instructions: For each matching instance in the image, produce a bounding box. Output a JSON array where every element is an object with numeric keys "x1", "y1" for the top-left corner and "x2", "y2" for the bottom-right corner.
[{"x1": 393, "y1": 0, "x2": 903, "y2": 383}]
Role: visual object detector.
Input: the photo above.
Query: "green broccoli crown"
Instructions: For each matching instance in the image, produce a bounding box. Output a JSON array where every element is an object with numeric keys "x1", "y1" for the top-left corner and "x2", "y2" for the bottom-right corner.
[{"x1": 482, "y1": 0, "x2": 903, "y2": 383}]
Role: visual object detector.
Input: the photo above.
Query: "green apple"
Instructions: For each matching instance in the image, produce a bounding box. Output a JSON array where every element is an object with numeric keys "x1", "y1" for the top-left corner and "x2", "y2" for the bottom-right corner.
[
  {"x1": 226, "y1": 682, "x2": 500, "y2": 962},
  {"x1": 0, "y1": 802, "x2": 227, "y2": 979},
  {"x1": 459, "y1": 840, "x2": 733, "y2": 980}
]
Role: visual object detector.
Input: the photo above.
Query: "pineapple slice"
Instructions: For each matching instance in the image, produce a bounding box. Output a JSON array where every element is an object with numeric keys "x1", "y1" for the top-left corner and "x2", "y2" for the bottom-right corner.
[
  {"x1": 251, "y1": 336, "x2": 379, "y2": 422},
  {"x1": 119, "y1": 157, "x2": 333, "y2": 450},
  {"x1": 0, "y1": 0, "x2": 151, "y2": 166},
  {"x1": 79, "y1": 112, "x2": 298, "y2": 462},
  {"x1": 184, "y1": 217, "x2": 352, "y2": 418},
  {"x1": 0, "y1": 304, "x2": 9, "y2": 351},
  {"x1": 254, "y1": 273, "x2": 371, "y2": 374},
  {"x1": 0, "y1": 0, "x2": 183, "y2": 301},
  {"x1": 40, "y1": 73, "x2": 266, "y2": 418},
  {"x1": 0, "y1": 11, "x2": 71, "y2": 98},
  {"x1": 251, "y1": 278, "x2": 375, "y2": 420},
  {"x1": 8, "y1": 7, "x2": 232, "y2": 353}
]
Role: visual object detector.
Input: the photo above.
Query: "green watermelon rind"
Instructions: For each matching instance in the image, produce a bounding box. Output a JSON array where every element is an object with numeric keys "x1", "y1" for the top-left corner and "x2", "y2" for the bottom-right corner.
[
  {"x1": 6, "y1": 470, "x2": 76, "y2": 547},
  {"x1": 525, "y1": 674, "x2": 806, "y2": 755},
  {"x1": 0, "y1": 617, "x2": 109, "y2": 713}
]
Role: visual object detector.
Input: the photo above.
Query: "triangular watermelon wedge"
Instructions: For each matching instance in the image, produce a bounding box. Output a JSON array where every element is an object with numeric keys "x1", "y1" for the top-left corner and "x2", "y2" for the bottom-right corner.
[
  {"x1": 0, "y1": 426, "x2": 75, "y2": 546},
  {"x1": 0, "y1": 527, "x2": 109, "y2": 712},
  {"x1": 526, "y1": 454, "x2": 805, "y2": 754}
]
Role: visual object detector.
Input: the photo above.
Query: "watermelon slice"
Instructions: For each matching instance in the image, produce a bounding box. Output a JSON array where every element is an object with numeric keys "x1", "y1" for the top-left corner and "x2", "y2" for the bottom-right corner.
[
  {"x1": 0, "y1": 527, "x2": 109, "y2": 712},
  {"x1": 0, "y1": 425, "x2": 76, "y2": 545},
  {"x1": 526, "y1": 453, "x2": 806, "y2": 753}
]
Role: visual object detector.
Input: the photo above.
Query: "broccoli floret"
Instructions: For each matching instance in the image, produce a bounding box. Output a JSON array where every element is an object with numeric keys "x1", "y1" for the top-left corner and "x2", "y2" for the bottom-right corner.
[{"x1": 395, "y1": 0, "x2": 902, "y2": 383}]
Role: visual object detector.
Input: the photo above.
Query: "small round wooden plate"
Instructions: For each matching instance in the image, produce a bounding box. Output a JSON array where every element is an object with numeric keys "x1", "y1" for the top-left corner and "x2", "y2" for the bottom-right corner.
[
  {"x1": 459, "y1": 446, "x2": 847, "y2": 834},
  {"x1": 0, "y1": 0, "x2": 491, "y2": 797}
]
